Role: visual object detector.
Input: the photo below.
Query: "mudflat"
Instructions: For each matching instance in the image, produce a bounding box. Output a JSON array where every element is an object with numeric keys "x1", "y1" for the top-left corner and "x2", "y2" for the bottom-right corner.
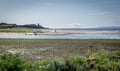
[{"x1": 0, "y1": 39, "x2": 120, "y2": 60}]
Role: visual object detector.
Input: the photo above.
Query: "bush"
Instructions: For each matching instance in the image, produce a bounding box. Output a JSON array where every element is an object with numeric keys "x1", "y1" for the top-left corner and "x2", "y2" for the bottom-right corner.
[
  {"x1": 0, "y1": 54, "x2": 25, "y2": 71},
  {"x1": 47, "y1": 60, "x2": 76, "y2": 71}
]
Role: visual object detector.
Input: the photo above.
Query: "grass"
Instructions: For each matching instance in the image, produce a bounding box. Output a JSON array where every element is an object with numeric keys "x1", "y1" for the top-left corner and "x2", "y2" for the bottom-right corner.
[
  {"x1": 0, "y1": 39, "x2": 120, "y2": 61},
  {"x1": 0, "y1": 28, "x2": 37, "y2": 33}
]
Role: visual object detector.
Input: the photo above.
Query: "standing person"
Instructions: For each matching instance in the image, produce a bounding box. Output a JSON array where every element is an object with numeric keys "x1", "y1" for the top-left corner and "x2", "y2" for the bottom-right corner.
[{"x1": 55, "y1": 30, "x2": 56, "y2": 33}]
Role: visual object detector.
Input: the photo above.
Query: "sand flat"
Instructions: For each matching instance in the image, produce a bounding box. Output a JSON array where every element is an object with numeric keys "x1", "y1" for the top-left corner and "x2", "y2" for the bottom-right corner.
[
  {"x1": 0, "y1": 29, "x2": 120, "y2": 35},
  {"x1": 39, "y1": 29, "x2": 120, "y2": 35}
]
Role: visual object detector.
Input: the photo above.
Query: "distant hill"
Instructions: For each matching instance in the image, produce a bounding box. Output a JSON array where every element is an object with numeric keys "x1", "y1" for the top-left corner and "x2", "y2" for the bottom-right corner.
[
  {"x1": 0, "y1": 23, "x2": 46, "y2": 29},
  {"x1": 96, "y1": 26, "x2": 120, "y2": 30}
]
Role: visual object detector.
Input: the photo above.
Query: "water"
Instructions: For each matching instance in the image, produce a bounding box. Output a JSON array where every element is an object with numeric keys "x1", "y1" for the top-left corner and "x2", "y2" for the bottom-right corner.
[{"x1": 0, "y1": 33, "x2": 120, "y2": 39}]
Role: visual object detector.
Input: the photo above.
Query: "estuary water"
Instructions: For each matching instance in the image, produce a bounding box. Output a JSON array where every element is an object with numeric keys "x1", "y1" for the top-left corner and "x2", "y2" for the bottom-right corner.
[{"x1": 0, "y1": 33, "x2": 120, "y2": 39}]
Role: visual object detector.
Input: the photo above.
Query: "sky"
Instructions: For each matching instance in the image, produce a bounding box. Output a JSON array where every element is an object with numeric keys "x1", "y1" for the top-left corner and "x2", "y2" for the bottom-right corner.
[{"x1": 0, "y1": 0, "x2": 120, "y2": 28}]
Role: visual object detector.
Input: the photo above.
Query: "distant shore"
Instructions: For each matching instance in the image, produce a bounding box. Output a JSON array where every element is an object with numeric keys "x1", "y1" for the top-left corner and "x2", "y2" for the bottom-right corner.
[{"x1": 0, "y1": 29, "x2": 120, "y2": 35}]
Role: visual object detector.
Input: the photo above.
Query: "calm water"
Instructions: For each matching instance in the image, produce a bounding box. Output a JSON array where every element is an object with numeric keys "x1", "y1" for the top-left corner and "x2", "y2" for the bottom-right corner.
[{"x1": 0, "y1": 34, "x2": 120, "y2": 39}]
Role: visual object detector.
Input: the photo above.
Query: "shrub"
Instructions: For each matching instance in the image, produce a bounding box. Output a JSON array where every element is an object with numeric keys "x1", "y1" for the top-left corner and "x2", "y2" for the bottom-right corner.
[{"x1": 0, "y1": 54, "x2": 25, "y2": 71}]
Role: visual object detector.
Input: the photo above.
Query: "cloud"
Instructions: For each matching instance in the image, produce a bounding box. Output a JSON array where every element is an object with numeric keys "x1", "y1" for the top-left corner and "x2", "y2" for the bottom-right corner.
[{"x1": 68, "y1": 23, "x2": 82, "y2": 28}]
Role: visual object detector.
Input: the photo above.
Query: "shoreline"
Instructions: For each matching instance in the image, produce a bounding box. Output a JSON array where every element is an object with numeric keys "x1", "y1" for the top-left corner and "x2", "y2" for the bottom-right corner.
[
  {"x1": 40, "y1": 29, "x2": 120, "y2": 34},
  {"x1": 0, "y1": 30, "x2": 120, "y2": 35}
]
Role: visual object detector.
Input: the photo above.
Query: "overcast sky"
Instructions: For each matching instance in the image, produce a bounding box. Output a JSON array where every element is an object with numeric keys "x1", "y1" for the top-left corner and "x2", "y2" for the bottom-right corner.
[{"x1": 0, "y1": 0, "x2": 120, "y2": 28}]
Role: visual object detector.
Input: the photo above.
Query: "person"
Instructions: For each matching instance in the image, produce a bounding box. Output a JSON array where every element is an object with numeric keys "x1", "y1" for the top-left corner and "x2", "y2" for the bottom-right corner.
[{"x1": 55, "y1": 30, "x2": 56, "y2": 33}]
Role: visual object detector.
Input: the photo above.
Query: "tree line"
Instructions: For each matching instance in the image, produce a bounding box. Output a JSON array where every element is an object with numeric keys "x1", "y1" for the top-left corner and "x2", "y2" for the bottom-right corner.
[{"x1": 0, "y1": 22, "x2": 46, "y2": 29}]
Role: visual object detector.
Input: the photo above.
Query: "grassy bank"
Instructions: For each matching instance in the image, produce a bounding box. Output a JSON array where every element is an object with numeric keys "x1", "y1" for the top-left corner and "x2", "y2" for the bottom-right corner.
[
  {"x1": 0, "y1": 28, "x2": 37, "y2": 33},
  {"x1": 0, "y1": 39, "x2": 120, "y2": 60}
]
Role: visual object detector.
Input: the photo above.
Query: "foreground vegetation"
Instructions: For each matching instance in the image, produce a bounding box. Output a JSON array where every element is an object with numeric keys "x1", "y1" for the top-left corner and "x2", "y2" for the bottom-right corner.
[
  {"x1": 0, "y1": 49, "x2": 120, "y2": 71},
  {"x1": 0, "y1": 39, "x2": 120, "y2": 71}
]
